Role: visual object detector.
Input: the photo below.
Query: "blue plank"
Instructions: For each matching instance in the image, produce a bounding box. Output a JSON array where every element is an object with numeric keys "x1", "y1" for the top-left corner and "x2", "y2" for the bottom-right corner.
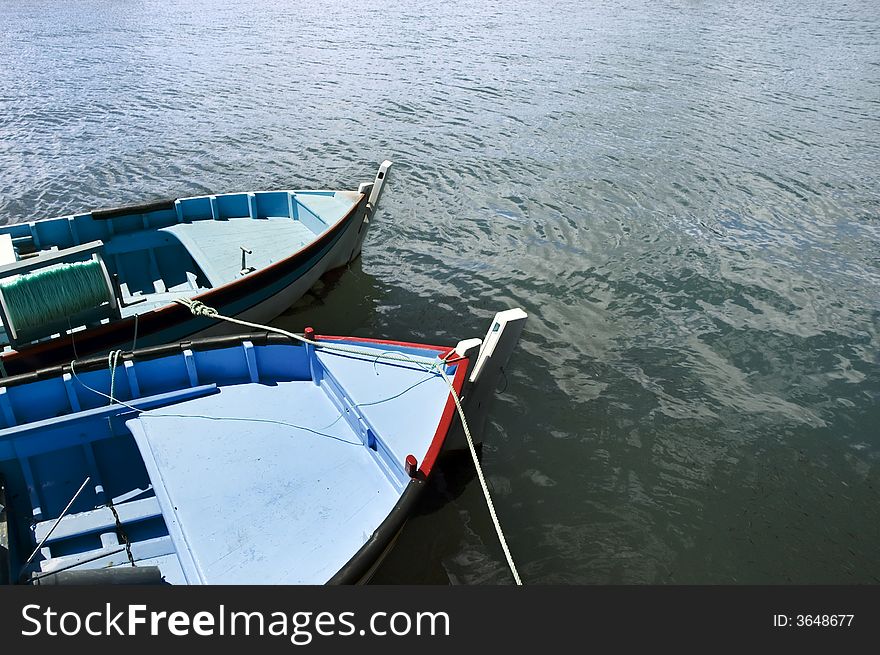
[
  {"x1": 315, "y1": 347, "x2": 454, "y2": 475},
  {"x1": 0, "y1": 384, "x2": 219, "y2": 445}
]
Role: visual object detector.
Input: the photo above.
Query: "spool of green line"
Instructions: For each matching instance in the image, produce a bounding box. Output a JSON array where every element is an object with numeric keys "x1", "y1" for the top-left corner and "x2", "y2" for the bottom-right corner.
[{"x1": 0, "y1": 259, "x2": 113, "y2": 334}]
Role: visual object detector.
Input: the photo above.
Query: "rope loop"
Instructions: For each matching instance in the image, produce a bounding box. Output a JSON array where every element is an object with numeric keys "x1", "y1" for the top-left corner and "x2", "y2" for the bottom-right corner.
[{"x1": 178, "y1": 299, "x2": 218, "y2": 318}]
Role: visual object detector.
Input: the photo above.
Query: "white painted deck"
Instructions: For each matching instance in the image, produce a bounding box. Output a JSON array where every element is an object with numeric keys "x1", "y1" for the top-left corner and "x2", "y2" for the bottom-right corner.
[
  {"x1": 126, "y1": 381, "x2": 402, "y2": 584},
  {"x1": 162, "y1": 218, "x2": 321, "y2": 288}
]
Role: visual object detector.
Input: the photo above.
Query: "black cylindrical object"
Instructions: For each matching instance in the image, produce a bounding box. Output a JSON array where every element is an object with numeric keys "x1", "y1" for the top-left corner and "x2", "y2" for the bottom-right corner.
[{"x1": 31, "y1": 566, "x2": 164, "y2": 586}]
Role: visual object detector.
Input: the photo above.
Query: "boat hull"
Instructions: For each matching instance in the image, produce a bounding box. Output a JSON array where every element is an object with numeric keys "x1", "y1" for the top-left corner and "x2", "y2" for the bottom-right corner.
[
  {"x1": 0, "y1": 299, "x2": 530, "y2": 585},
  {"x1": 193, "y1": 196, "x2": 369, "y2": 339},
  {"x1": 0, "y1": 195, "x2": 370, "y2": 376},
  {"x1": 0, "y1": 333, "x2": 467, "y2": 584}
]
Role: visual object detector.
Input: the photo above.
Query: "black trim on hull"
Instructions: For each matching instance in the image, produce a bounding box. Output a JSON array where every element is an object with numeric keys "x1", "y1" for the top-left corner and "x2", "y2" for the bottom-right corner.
[
  {"x1": 327, "y1": 478, "x2": 428, "y2": 585},
  {"x1": 91, "y1": 199, "x2": 177, "y2": 220},
  {"x1": 0, "y1": 331, "x2": 297, "y2": 388}
]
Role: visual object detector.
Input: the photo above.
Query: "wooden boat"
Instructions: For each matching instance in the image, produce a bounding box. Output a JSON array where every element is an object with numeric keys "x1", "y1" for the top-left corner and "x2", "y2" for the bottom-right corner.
[
  {"x1": 0, "y1": 308, "x2": 527, "y2": 585},
  {"x1": 0, "y1": 161, "x2": 392, "y2": 377}
]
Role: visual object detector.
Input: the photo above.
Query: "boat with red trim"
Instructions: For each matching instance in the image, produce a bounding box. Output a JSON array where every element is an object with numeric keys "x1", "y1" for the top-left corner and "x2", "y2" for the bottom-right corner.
[{"x1": 0, "y1": 308, "x2": 526, "y2": 584}]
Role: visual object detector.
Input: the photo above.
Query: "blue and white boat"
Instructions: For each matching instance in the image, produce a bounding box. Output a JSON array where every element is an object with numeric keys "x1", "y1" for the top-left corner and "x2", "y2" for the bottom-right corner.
[
  {"x1": 0, "y1": 308, "x2": 526, "y2": 585},
  {"x1": 0, "y1": 161, "x2": 392, "y2": 376}
]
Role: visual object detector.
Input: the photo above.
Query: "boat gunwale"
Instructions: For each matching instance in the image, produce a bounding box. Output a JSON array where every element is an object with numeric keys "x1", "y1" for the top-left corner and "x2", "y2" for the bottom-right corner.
[
  {"x1": 0, "y1": 332, "x2": 294, "y2": 387},
  {"x1": 0, "y1": 330, "x2": 459, "y2": 389}
]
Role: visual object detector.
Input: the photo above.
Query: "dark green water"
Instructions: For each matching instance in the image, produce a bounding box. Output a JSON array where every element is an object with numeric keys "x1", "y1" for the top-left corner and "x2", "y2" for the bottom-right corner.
[{"x1": 1, "y1": 0, "x2": 878, "y2": 583}]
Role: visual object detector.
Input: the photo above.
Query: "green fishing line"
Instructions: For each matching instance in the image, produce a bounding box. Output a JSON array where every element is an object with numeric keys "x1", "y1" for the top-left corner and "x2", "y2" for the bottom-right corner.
[{"x1": 1, "y1": 259, "x2": 111, "y2": 333}]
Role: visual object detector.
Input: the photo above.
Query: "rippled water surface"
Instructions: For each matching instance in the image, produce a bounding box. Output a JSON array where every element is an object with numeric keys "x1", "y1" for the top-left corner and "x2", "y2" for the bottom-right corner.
[{"x1": 2, "y1": 0, "x2": 878, "y2": 583}]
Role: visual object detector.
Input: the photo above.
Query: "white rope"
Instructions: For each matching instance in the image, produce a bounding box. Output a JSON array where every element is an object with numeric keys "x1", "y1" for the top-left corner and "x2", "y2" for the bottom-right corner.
[
  {"x1": 107, "y1": 349, "x2": 122, "y2": 405},
  {"x1": 432, "y1": 364, "x2": 522, "y2": 585},
  {"x1": 176, "y1": 299, "x2": 441, "y2": 366},
  {"x1": 173, "y1": 297, "x2": 523, "y2": 585}
]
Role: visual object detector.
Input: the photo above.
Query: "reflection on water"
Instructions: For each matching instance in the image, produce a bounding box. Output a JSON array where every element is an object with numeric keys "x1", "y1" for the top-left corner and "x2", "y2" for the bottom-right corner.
[{"x1": 274, "y1": 258, "x2": 386, "y2": 337}]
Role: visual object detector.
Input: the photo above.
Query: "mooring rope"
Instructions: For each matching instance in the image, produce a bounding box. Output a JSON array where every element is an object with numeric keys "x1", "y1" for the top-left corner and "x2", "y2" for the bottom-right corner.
[
  {"x1": 107, "y1": 349, "x2": 122, "y2": 406},
  {"x1": 432, "y1": 363, "x2": 523, "y2": 585},
  {"x1": 172, "y1": 298, "x2": 523, "y2": 585}
]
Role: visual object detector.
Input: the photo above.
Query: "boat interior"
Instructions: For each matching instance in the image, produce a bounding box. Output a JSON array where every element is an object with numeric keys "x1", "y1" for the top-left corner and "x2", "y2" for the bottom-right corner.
[
  {"x1": 0, "y1": 190, "x2": 361, "y2": 349},
  {"x1": 0, "y1": 337, "x2": 458, "y2": 584}
]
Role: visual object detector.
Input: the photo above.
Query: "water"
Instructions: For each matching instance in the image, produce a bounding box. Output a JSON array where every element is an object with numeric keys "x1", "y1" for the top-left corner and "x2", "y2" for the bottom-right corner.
[{"x1": 1, "y1": 0, "x2": 878, "y2": 584}]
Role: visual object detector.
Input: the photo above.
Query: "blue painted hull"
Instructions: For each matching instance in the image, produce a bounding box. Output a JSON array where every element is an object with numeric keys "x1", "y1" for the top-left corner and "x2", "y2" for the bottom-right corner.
[
  {"x1": 0, "y1": 332, "x2": 468, "y2": 585},
  {"x1": 0, "y1": 164, "x2": 393, "y2": 376}
]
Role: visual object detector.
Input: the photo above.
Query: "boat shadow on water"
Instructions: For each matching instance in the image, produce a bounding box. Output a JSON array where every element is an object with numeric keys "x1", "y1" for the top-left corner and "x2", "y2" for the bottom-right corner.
[
  {"x1": 416, "y1": 448, "x2": 483, "y2": 514},
  {"x1": 366, "y1": 449, "x2": 486, "y2": 585},
  {"x1": 273, "y1": 257, "x2": 387, "y2": 335}
]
